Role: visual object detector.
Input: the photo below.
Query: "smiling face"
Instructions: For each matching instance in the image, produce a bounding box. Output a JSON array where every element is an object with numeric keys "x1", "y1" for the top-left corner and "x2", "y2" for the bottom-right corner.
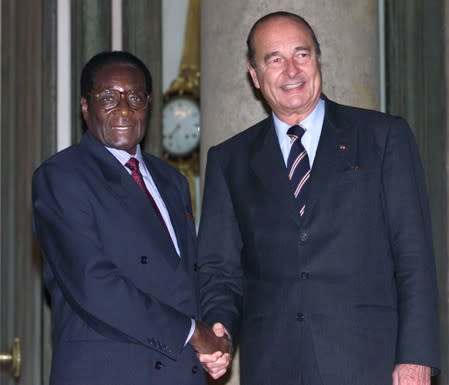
[
  {"x1": 248, "y1": 16, "x2": 322, "y2": 125},
  {"x1": 80, "y1": 62, "x2": 150, "y2": 155}
]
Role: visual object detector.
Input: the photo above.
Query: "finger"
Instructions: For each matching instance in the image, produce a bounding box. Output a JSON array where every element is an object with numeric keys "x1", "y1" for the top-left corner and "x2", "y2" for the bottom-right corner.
[
  {"x1": 209, "y1": 367, "x2": 228, "y2": 379},
  {"x1": 204, "y1": 356, "x2": 229, "y2": 370},
  {"x1": 201, "y1": 360, "x2": 228, "y2": 377},
  {"x1": 198, "y1": 351, "x2": 223, "y2": 363},
  {"x1": 212, "y1": 322, "x2": 225, "y2": 337},
  {"x1": 198, "y1": 352, "x2": 218, "y2": 361},
  {"x1": 219, "y1": 352, "x2": 231, "y2": 364},
  {"x1": 391, "y1": 369, "x2": 399, "y2": 385},
  {"x1": 213, "y1": 322, "x2": 232, "y2": 340},
  {"x1": 204, "y1": 358, "x2": 231, "y2": 375},
  {"x1": 205, "y1": 362, "x2": 228, "y2": 373}
]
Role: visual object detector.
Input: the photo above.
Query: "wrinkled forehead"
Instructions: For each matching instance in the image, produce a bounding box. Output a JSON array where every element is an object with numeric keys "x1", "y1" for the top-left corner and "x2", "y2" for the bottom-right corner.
[
  {"x1": 93, "y1": 62, "x2": 145, "y2": 89},
  {"x1": 252, "y1": 17, "x2": 315, "y2": 57},
  {"x1": 254, "y1": 16, "x2": 312, "y2": 42}
]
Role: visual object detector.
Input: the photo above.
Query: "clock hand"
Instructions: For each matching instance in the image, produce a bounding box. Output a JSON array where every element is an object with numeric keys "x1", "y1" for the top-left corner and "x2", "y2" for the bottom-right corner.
[{"x1": 164, "y1": 123, "x2": 182, "y2": 138}]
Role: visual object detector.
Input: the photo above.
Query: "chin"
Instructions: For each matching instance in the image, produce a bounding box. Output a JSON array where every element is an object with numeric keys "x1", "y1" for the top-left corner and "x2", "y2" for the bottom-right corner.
[
  {"x1": 106, "y1": 140, "x2": 136, "y2": 152},
  {"x1": 108, "y1": 134, "x2": 141, "y2": 148}
]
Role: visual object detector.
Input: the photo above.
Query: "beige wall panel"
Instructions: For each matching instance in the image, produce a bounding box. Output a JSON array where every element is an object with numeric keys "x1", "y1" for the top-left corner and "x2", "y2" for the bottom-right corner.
[{"x1": 201, "y1": 0, "x2": 379, "y2": 160}]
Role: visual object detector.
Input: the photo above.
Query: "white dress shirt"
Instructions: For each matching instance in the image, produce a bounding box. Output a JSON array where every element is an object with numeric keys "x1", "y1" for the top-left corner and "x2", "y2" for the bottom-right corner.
[{"x1": 273, "y1": 97, "x2": 325, "y2": 168}]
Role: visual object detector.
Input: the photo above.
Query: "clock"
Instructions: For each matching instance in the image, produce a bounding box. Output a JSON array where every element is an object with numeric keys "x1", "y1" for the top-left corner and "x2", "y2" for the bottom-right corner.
[
  {"x1": 162, "y1": 96, "x2": 200, "y2": 157},
  {"x1": 162, "y1": 0, "x2": 201, "y2": 220}
]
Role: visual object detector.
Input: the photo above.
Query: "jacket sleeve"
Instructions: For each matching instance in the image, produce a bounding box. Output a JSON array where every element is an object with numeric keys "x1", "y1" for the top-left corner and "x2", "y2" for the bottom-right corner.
[
  {"x1": 381, "y1": 117, "x2": 440, "y2": 372},
  {"x1": 198, "y1": 146, "x2": 243, "y2": 341}
]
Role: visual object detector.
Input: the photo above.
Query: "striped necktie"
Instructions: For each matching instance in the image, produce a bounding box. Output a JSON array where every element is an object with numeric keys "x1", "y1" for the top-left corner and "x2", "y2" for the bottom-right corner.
[{"x1": 287, "y1": 125, "x2": 311, "y2": 216}]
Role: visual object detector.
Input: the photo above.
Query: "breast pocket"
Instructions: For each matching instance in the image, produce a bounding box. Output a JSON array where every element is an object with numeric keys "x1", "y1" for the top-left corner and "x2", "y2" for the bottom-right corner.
[
  {"x1": 320, "y1": 168, "x2": 383, "y2": 232},
  {"x1": 333, "y1": 167, "x2": 381, "y2": 202},
  {"x1": 335, "y1": 167, "x2": 380, "y2": 186}
]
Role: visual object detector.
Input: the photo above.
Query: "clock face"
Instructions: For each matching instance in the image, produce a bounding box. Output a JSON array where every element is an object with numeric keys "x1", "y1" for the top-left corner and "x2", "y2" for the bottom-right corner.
[{"x1": 162, "y1": 97, "x2": 200, "y2": 157}]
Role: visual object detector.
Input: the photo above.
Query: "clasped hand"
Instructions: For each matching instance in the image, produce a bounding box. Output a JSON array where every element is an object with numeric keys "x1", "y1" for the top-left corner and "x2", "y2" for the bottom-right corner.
[{"x1": 189, "y1": 322, "x2": 232, "y2": 379}]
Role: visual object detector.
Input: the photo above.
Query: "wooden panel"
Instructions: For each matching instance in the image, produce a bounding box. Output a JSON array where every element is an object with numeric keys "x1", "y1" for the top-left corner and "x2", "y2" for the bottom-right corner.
[
  {"x1": 0, "y1": 0, "x2": 47, "y2": 383},
  {"x1": 71, "y1": 0, "x2": 112, "y2": 143}
]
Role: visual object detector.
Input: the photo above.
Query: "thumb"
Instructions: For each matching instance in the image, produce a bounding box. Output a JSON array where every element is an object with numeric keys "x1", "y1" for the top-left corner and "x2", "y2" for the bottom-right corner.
[{"x1": 212, "y1": 322, "x2": 226, "y2": 337}]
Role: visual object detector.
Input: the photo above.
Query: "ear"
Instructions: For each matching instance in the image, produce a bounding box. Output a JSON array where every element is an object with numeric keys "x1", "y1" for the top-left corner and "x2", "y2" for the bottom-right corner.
[
  {"x1": 247, "y1": 62, "x2": 260, "y2": 89},
  {"x1": 80, "y1": 97, "x2": 89, "y2": 123}
]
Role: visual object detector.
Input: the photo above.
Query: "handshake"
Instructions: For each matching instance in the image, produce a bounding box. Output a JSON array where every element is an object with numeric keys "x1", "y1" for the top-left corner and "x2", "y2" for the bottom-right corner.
[{"x1": 189, "y1": 322, "x2": 233, "y2": 379}]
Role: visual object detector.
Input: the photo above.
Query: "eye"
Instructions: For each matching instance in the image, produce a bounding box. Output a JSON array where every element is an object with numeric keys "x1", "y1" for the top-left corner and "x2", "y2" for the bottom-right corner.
[
  {"x1": 98, "y1": 91, "x2": 116, "y2": 103},
  {"x1": 129, "y1": 93, "x2": 142, "y2": 102},
  {"x1": 267, "y1": 56, "x2": 283, "y2": 66},
  {"x1": 296, "y1": 51, "x2": 311, "y2": 62},
  {"x1": 102, "y1": 95, "x2": 114, "y2": 102}
]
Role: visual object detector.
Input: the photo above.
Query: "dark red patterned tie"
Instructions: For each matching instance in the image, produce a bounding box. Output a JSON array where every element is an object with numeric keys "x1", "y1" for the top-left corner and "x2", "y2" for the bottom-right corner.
[
  {"x1": 287, "y1": 125, "x2": 311, "y2": 216},
  {"x1": 125, "y1": 157, "x2": 169, "y2": 233}
]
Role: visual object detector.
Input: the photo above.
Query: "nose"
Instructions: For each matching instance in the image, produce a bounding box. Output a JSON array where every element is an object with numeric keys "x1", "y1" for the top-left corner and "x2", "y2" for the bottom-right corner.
[
  {"x1": 285, "y1": 57, "x2": 300, "y2": 77},
  {"x1": 117, "y1": 93, "x2": 130, "y2": 115}
]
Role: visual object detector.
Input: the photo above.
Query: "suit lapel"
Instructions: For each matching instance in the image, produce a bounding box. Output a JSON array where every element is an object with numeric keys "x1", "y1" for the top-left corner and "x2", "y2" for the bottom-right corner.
[
  {"x1": 302, "y1": 98, "x2": 358, "y2": 221},
  {"x1": 248, "y1": 101, "x2": 359, "y2": 227},
  {"x1": 249, "y1": 117, "x2": 302, "y2": 226},
  {"x1": 80, "y1": 132, "x2": 180, "y2": 269},
  {"x1": 142, "y1": 153, "x2": 188, "y2": 263}
]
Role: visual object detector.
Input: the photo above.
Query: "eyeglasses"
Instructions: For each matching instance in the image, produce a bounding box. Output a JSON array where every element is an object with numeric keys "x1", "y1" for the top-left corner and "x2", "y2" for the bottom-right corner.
[{"x1": 90, "y1": 89, "x2": 149, "y2": 111}]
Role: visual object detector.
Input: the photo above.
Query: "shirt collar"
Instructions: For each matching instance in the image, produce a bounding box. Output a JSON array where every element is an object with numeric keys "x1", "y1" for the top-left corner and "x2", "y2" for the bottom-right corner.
[
  {"x1": 273, "y1": 98, "x2": 325, "y2": 140},
  {"x1": 105, "y1": 144, "x2": 144, "y2": 167}
]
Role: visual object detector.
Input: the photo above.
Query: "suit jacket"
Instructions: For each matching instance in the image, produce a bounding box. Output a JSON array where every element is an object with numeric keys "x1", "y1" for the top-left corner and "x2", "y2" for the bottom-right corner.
[
  {"x1": 198, "y1": 98, "x2": 440, "y2": 385},
  {"x1": 32, "y1": 131, "x2": 207, "y2": 385}
]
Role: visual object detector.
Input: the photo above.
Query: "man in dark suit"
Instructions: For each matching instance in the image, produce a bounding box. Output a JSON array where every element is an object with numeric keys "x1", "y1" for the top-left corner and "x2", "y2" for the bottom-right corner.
[
  {"x1": 32, "y1": 51, "x2": 229, "y2": 385},
  {"x1": 198, "y1": 12, "x2": 440, "y2": 385}
]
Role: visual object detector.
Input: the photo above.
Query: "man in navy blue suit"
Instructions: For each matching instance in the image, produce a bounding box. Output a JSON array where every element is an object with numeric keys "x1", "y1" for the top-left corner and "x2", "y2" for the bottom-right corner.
[
  {"x1": 198, "y1": 11, "x2": 440, "y2": 385},
  {"x1": 33, "y1": 51, "x2": 230, "y2": 385}
]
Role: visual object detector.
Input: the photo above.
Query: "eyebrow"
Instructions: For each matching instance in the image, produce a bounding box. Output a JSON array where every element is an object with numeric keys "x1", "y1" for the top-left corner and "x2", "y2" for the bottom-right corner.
[
  {"x1": 263, "y1": 51, "x2": 281, "y2": 63},
  {"x1": 263, "y1": 46, "x2": 312, "y2": 63},
  {"x1": 97, "y1": 87, "x2": 146, "y2": 93},
  {"x1": 294, "y1": 46, "x2": 312, "y2": 53}
]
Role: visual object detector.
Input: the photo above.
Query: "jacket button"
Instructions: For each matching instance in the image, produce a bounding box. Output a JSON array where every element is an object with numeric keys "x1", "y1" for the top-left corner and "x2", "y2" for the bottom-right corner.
[
  {"x1": 192, "y1": 365, "x2": 199, "y2": 373},
  {"x1": 296, "y1": 313, "x2": 305, "y2": 322},
  {"x1": 155, "y1": 361, "x2": 163, "y2": 370},
  {"x1": 140, "y1": 256, "x2": 148, "y2": 264},
  {"x1": 193, "y1": 263, "x2": 198, "y2": 271},
  {"x1": 299, "y1": 231, "x2": 309, "y2": 244},
  {"x1": 300, "y1": 272, "x2": 310, "y2": 280}
]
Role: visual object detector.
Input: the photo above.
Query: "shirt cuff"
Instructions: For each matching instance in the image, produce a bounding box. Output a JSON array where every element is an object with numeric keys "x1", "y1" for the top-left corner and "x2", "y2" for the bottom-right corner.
[{"x1": 185, "y1": 318, "x2": 196, "y2": 346}]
